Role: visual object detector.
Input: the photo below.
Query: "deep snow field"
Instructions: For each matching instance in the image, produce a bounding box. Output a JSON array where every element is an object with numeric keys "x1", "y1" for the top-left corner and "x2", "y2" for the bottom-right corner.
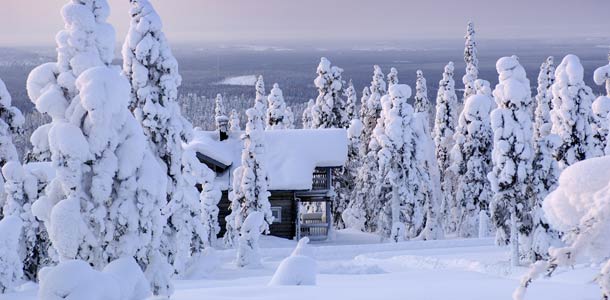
[{"x1": 0, "y1": 229, "x2": 598, "y2": 300}]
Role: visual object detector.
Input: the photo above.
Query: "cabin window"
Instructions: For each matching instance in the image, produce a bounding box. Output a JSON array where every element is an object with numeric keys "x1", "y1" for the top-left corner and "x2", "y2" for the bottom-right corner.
[{"x1": 271, "y1": 207, "x2": 282, "y2": 223}]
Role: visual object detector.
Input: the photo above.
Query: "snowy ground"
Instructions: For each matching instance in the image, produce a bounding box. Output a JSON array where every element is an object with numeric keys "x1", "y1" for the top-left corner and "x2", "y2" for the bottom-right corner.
[{"x1": 1, "y1": 229, "x2": 599, "y2": 300}]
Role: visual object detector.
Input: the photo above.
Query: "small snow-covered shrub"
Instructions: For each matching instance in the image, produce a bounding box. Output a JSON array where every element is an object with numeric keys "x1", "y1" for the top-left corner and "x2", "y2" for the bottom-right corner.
[
  {"x1": 38, "y1": 258, "x2": 150, "y2": 300},
  {"x1": 269, "y1": 238, "x2": 317, "y2": 286}
]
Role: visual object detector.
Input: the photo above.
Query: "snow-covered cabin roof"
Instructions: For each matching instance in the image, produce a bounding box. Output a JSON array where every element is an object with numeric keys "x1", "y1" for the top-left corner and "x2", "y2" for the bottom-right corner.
[{"x1": 186, "y1": 129, "x2": 348, "y2": 191}]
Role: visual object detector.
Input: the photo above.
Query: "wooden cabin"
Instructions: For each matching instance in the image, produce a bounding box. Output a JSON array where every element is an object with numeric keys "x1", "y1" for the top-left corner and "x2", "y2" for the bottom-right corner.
[{"x1": 188, "y1": 128, "x2": 348, "y2": 241}]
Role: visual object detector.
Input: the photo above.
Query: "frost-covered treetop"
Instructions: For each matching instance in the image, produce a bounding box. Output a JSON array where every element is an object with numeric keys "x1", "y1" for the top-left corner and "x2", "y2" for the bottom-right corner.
[
  {"x1": 254, "y1": 75, "x2": 266, "y2": 113},
  {"x1": 492, "y1": 56, "x2": 532, "y2": 108},
  {"x1": 414, "y1": 70, "x2": 430, "y2": 114},
  {"x1": 371, "y1": 65, "x2": 387, "y2": 96},
  {"x1": 463, "y1": 21, "x2": 479, "y2": 101},
  {"x1": 123, "y1": 0, "x2": 182, "y2": 109},
  {"x1": 594, "y1": 52, "x2": 610, "y2": 97},
  {"x1": 534, "y1": 56, "x2": 555, "y2": 140},
  {"x1": 464, "y1": 21, "x2": 478, "y2": 68},
  {"x1": 387, "y1": 67, "x2": 399, "y2": 87},
  {"x1": 215, "y1": 94, "x2": 226, "y2": 118},
  {"x1": 361, "y1": 87, "x2": 371, "y2": 106},
  {"x1": 555, "y1": 54, "x2": 586, "y2": 86},
  {"x1": 58, "y1": 0, "x2": 115, "y2": 94},
  {"x1": 0, "y1": 79, "x2": 24, "y2": 135}
]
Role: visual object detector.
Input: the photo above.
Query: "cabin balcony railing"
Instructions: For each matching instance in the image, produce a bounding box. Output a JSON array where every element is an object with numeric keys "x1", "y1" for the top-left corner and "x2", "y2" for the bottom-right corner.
[{"x1": 311, "y1": 167, "x2": 331, "y2": 191}]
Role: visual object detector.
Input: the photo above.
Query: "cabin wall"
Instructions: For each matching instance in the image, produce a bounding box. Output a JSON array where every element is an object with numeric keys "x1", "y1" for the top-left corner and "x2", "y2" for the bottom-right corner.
[{"x1": 217, "y1": 190, "x2": 296, "y2": 240}]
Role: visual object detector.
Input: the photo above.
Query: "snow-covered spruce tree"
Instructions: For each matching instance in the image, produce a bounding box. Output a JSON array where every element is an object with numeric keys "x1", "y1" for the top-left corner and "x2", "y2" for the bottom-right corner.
[
  {"x1": 0, "y1": 216, "x2": 22, "y2": 293},
  {"x1": 25, "y1": 0, "x2": 114, "y2": 164},
  {"x1": 488, "y1": 56, "x2": 534, "y2": 266},
  {"x1": 450, "y1": 79, "x2": 493, "y2": 238},
  {"x1": 0, "y1": 79, "x2": 23, "y2": 170},
  {"x1": 229, "y1": 109, "x2": 241, "y2": 132},
  {"x1": 301, "y1": 99, "x2": 314, "y2": 129},
  {"x1": 340, "y1": 119, "x2": 365, "y2": 230},
  {"x1": 513, "y1": 157, "x2": 610, "y2": 300},
  {"x1": 550, "y1": 54, "x2": 597, "y2": 168},
  {"x1": 355, "y1": 66, "x2": 388, "y2": 232},
  {"x1": 387, "y1": 67, "x2": 399, "y2": 88},
  {"x1": 182, "y1": 149, "x2": 221, "y2": 249},
  {"x1": 343, "y1": 88, "x2": 372, "y2": 231},
  {"x1": 266, "y1": 83, "x2": 288, "y2": 130},
  {"x1": 215, "y1": 93, "x2": 229, "y2": 138},
  {"x1": 463, "y1": 21, "x2": 479, "y2": 102},
  {"x1": 1, "y1": 162, "x2": 52, "y2": 281},
  {"x1": 254, "y1": 75, "x2": 267, "y2": 115},
  {"x1": 344, "y1": 80, "x2": 357, "y2": 122},
  {"x1": 123, "y1": 0, "x2": 207, "y2": 277},
  {"x1": 376, "y1": 84, "x2": 414, "y2": 241},
  {"x1": 530, "y1": 56, "x2": 562, "y2": 261},
  {"x1": 433, "y1": 61, "x2": 459, "y2": 233},
  {"x1": 331, "y1": 65, "x2": 349, "y2": 129},
  {"x1": 361, "y1": 65, "x2": 387, "y2": 147},
  {"x1": 283, "y1": 106, "x2": 295, "y2": 129},
  {"x1": 333, "y1": 118, "x2": 363, "y2": 229},
  {"x1": 311, "y1": 57, "x2": 346, "y2": 129},
  {"x1": 412, "y1": 105, "x2": 443, "y2": 241},
  {"x1": 30, "y1": 67, "x2": 172, "y2": 296},
  {"x1": 226, "y1": 107, "x2": 273, "y2": 263},
  {"x1": 593, "y1": 52, "x2": 610, "y2": 155},
  {"x1": 414, "y1": 70, "x2": 431, "y2": 115}
]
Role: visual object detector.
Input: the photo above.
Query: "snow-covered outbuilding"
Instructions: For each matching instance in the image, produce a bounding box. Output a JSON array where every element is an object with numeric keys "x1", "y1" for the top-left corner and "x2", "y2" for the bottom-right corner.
[{"x1": 187, "y1": 128, "x2": 348, "y2": 240}]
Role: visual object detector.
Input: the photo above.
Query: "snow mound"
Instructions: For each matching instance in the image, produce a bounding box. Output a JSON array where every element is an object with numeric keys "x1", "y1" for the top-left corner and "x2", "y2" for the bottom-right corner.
[
  {"x1": 269, "y1": 238, "x2": 317, "y2": 286},
  {"x1": 214, "y1": 75, "x2": 258, "y2": 86},
  {"x1": 183, "y1": 249, "x2": 221, "y2": 279},
  {"x1": 38, "y1": 258, "x2": 150, "y2": 300}
]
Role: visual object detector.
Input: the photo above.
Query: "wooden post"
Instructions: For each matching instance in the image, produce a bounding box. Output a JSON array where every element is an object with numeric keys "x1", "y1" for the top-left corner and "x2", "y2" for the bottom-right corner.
[{"x1": 295, "y1": 195, "x2": 301, "y2": 241}]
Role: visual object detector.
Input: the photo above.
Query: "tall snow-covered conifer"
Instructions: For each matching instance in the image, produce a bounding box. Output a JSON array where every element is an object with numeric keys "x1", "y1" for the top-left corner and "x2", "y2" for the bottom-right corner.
[
  {"x1": 266, "y1": 83, "x2": 288, "y2": 130},
  {"x1": 312, "y1": 58, "x2": 346, "y2": 129},
  {"x1": 488, "y1": 56, "x2": 534, "y2": 266},
  {"x1": 593, "y1": 52, "x2": 610, "y2": 155},
  {"x1": 31, "y1": 66, "x2": 172, "y2": 296},
  {"x1": 433, "y1": 62, "x2": 459, "y2": 233},
  {"x1": 550, "y1": 54, "x2": 597, "y2": 168},
  {"x1": 122, "y1": 0, "x2": 210, "y2": 277},
  {"x1": 414, "y1": 70, "x2": 430, "y2": 116},
  {"x1": 450, "y1": 79, "x2": 493, "y2": 238},
  {"x1": 0, "y1": 80, "x2": 23, "y2": 170},
  {"x1": 463, "y1": 21, "x2": 479, "y2": 101},
  {"x1": 387, "y1": 67, "x2": 399, "y2": 88},
  {"x1": 283, "y1": 107, "x2": 295, "y2": 129},
  {"x1": 301, "y1": 99, "x2": 314, "y2": 129},
  {"x1": 254, "y1": 75, "x2": 266, "y2": 114},
  {"x1": 26, "y1": 0, "x2": 115, "y2": 163},
  {"x1": 375, "y1": 85, "x2": 414, "y2": 241},
  {"x1": 353, "y1": 66, "x2": 387, "y2": 232},
  {"x1": 344, "y1": 80, "x2": 357, "y2": 122},
  {"x1": 226, "y1": 107, "x2": 273, "y2": 261},
  {"x1": 229, "y1": 109, "x2": 241, "y2": 132},
  {"x1": 530, "y1": 56, "x2": 562, "y2": 260}
]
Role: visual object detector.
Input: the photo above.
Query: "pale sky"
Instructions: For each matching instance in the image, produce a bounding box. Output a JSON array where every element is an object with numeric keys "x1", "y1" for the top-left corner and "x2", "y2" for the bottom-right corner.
[{"x1": 1, "y1": 0, "x2": 609, "y2": 46}]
